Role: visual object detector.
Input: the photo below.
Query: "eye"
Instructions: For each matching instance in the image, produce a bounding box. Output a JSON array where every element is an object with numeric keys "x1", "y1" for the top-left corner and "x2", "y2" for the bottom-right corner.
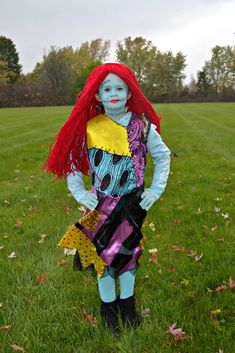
[
  {"x1": 117, "y1": 87, "x2": 124, "y2": 91},
  {"x1": 104, "y1": 87, "x2": 111, "y2": 92}
]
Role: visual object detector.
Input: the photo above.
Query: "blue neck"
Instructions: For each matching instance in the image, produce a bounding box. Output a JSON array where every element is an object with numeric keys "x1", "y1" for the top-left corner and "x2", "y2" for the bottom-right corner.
[{"x1": 104, "y1": 106, "x2": 127, "y2": 120}]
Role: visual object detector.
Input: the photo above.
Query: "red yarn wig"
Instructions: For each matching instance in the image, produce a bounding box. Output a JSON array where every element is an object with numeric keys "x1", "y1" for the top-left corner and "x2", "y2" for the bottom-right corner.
[{"x1": 42, "y1": 63, "x2": 161, "y2": 178}]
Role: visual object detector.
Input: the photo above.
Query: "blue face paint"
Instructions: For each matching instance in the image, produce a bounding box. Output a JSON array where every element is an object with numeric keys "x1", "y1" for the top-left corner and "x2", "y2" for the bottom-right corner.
[{"x1": 98, "y1": 74, "x2": 129, "y2": 117}]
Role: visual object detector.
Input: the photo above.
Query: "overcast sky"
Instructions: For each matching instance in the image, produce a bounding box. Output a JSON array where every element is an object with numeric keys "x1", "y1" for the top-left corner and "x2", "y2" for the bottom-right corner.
[{"x1": 1, "y1": 0, "x2": 234, "y2": 83}]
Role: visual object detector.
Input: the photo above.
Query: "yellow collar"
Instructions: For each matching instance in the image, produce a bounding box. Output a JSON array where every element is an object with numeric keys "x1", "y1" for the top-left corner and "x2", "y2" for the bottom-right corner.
[{"x1": 87, "y1": 114, "x2": 131, "y2": 156}]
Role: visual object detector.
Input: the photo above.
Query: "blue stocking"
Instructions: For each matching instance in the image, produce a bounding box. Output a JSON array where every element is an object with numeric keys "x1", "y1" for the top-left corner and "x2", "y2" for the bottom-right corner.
[
  {"x1": 97, "y1": 267, "x2": 116, "y2": 303},
  {"x1": 119, "y1": 268, "x2": 137, "y2": 299}
]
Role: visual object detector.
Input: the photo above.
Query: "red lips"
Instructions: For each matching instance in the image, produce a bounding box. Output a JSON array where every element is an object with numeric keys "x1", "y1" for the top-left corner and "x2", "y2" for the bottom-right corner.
[{"x1": 110, "y1": 99, "x2": 119, "y2": 103}]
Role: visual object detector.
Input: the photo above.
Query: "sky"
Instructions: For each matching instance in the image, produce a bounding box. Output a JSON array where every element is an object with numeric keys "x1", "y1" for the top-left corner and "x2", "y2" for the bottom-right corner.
[{"x1": 1, "y1": 0, "x2": 234, "y2": 83}]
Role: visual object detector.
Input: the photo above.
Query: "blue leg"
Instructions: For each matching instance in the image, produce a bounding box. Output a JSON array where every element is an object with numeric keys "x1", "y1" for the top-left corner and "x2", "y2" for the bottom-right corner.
[
  {"x1": 119, "y1": 268, "x2": 137, "y2": 299},
  {"x1": 97, "y1": 266, "x2": 116, "y2": 303}
]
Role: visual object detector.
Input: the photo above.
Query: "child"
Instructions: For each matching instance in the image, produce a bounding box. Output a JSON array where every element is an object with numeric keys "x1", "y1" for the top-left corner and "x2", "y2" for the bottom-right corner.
[{"x1": 42, "y1": 63, "x2": 170, "y2": 334}]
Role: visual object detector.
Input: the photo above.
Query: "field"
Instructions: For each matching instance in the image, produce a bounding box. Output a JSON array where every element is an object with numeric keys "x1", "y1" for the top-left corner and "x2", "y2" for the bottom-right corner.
[{"x1": 0, "y1": 103, "x2": 234, "y2": 353}]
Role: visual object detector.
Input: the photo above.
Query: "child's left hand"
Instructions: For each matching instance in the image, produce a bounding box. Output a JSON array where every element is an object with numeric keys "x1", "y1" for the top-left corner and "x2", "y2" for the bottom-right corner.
[{"x1": 139, "y1": 189, "x2": 158, "y2": 211}]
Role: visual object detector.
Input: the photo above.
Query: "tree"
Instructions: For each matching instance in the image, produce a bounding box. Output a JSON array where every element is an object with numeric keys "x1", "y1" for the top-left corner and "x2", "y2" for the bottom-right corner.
[
  {"x1": 74, "y1": 60, "x2": 102, "y2": 94},
  {"x1": 147, "y1": 50, "x2": 186, "y2": 100},
  {"x1": 0, "y1": 36, "x2": 22, "y2": 83},
  {"x1": 202, "y1": 45, "x2": 235, "y2": 97},
  {"x1": 73, "y1": 38, "x2": 110, "y2": 77},
  {"x1": 116, "y1": 36, "x2": 186, "y2": 101},
  {"x1": 116, "y1": 36, "x2": 157, "y2": 86},
  {"x1": 196, "y1": 69, "x2": 211, "y2": 97},
  {"x1": 32, "y1": 46, "x2": 75, "y2": 105}
]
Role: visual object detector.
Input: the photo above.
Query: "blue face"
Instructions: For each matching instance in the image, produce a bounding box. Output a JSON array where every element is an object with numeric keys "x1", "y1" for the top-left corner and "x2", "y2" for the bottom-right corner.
[{"x1": 96, "y1": 74, "x2": 130, "y2": 112}]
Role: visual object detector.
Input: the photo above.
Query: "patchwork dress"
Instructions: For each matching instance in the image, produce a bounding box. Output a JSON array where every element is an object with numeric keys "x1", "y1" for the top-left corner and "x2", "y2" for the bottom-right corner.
[{"x1": 57, "y1": 113, "x2": 160, "y2": 277}]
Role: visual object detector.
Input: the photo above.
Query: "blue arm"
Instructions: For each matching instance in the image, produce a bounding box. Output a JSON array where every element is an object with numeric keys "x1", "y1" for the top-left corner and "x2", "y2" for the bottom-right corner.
[
  {"x1": 67, "y1": 170, "x2": 98, "y2": 210},
  {"x1": 139, "y1": 124, "x2": 171, "y2": 210}
]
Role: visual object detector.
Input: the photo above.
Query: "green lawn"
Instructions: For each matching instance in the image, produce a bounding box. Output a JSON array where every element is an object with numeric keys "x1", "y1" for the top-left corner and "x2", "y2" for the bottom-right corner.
[{"x1": 0, "y1": 103, "x2": 234, "y2": 353}]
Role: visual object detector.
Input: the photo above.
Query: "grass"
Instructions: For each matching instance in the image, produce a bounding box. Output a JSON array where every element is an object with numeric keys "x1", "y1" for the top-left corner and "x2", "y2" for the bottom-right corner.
[{"x1": 0, "y1": 103, "x2": 234, "y2": 353}]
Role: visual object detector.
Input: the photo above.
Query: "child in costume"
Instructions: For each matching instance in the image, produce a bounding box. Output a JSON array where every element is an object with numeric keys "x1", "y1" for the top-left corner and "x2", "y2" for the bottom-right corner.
[{"x1": 43, "y1": 63, "x2": 170, "y2": 333}]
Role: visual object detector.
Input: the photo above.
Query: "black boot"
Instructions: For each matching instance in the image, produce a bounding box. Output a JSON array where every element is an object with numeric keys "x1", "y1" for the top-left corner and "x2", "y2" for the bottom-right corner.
[
  {"x1": 100, "y1": 299, "x2": 120, "y2": 334},
  {"x1": 118, "y1": 296, "x2": 140, "y2": 327}
]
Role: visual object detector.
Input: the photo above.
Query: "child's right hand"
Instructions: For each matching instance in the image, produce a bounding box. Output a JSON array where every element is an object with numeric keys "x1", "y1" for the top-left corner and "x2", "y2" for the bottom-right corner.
[{"x1": 79, "y1": 191, "x2": 98, "y2": 211}]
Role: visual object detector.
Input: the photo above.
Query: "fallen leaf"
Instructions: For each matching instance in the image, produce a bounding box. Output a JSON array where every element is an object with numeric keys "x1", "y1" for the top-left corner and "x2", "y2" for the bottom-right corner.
[
  {"x1": 215, "y1": 285, "x2": 227, "y2": 292},
  {"x1": 210, "y1": 309, "x2": 221, "y2": 320},
  {"x1": 168, "y1": 266, "x2": 176, "y2": 273},
  {"x1": 77, "y1": 205, "x2": 85, "y2": 212},
  {"x1": 28, "y1": 205, "x2": 37, "y2": 212},
  {"x1": 14, "y1": 169, "x2": 20, "y2": 173},
  {"x1": 0, "y1": 303, "x2": 2, "y2": 308},
  {"x1": 196, "y1": 208, "x2": 203, "y2": 214},
  {"x1": 15, "y1": 220, "x2": 23, "y2": 228},
  {"x1": 168, "y1": 322, "x2": 185, "y2": 341},
  {"x1": 214, "y1": 207, "x2": 221, "y2": 213},
  {"x1": 37, "y1": 272, "x2": 45, "y2": 284},
  {"x1": 57, "y1": 259, "x2": 66, "y2": 266},
  {"x1": 228, "y1": 276, "x2": 235, "y2": 289},
  {"x1": 32, "y1": 194, "x2": 38, "y2": 199},
  {"x1": 80, "y1": 309, "x2": 98, "y2": 327},
  {"x1": 194, "y1": 253, "x2": 203, "y2": 262},
  {"x1": 206, "y1": 288, "x2": 213, "y2": 293},
  {"x1": 0, "y1": 245, "x2": 5, "y2": 250},
  {"x1": 7, "y1": 252, "x2": 16, "y2": 259},
  {"x1": 222, "y1": 213, "x2": 229, "y2": 220},
  {"x1": 173, "y1": 219, "x2": 180, "y2": 225},
  {"x1": 218, "y1": 349, "x2": 224, "y2": 353},
  {"x1": 172, "y1": 245, "x2": 185, "y2": 252},
  {"x1": 0, "y1": 324, "x2": 12, "y2": 332},
  {"x1": 211, "y1": 226, "x2": 217, "y2": 233},
  {"x1": 64, "y1": 248, "x2": 77, "y2": 256},
  {"x1": 208, "y1": 207, "x2": 212, "y2": 214},
  {"x1": 217, "y1": 237, "x2": 224, "y2": 242},
  {"x1": 38, "y1": 233, "x2": 47, "y2": 244},
  {"x1": 67, "y1": 193, "x2": 72, "y2": 198},
  {"x1": 4, "y1": 200, "x2": 10, "y2": 205},
  {"x1": 214, "y1": 197, "x2": 222, "y2": 201},
  {"x1": 64, "y1": 205, "x2": 70, "y2": 214},
  {"x1": 9, "y1": 343, "x2": 26, "y2": 352},
  {"x1": 149, "y1": 253, "x2": 158, "y2": 265},
  {"x1": 180, "y1": 279, "x2": 189, "y2": 287},
  {"x1": 187, "y1": 250, "x2": 197, "y2": 257},
  {"x1": 148, "y1": 248, "x2": 158, "y2": 254},
  {"x1": 141, "y1": 307, "x2": 150, "y2": 318},
  {"x1": 149, "y1": 222, "x2": 155, "y2": 231}
]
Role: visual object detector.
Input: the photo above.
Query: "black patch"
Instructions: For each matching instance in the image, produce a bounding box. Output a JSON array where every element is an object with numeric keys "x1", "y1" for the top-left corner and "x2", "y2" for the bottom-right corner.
[
  {"x1": 112, "y1": 154, "x2": 122, "y2": 165},
  {"x1": 120, "y1": 170, "x2": 129, "y2": 186},
  {"x1": 100, "y1": 173, "x2": 111, "y2": 191},
  {"x1": 92, "y1": 187, "x2": 146, "y2": 256},
  {"x1": 94, "y1": 149, "x2": 103, "y2": 167}
]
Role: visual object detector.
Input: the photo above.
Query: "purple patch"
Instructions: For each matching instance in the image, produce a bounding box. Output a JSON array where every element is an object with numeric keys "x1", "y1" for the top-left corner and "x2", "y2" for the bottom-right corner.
[{"x1": 127, "y1": 114, "x2": 148, "y2": 187}]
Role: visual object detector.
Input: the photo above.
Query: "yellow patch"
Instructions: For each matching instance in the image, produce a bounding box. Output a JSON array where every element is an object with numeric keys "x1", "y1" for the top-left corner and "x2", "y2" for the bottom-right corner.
[
  {"x1": 79, "y1": 209, "x2": 101, "y2": 231},
  {"x1": 87, "y1": 114, "x2": 131, "y2": 156},
  {"x1": 57, "y1": 221, "x2": 106, "y2": 277}
]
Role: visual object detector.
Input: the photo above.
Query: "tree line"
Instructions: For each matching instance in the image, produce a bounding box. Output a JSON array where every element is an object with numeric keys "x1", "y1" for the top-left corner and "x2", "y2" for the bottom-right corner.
[{"x1": 0, "y1": 35, "x2": 234, "y2": 107}]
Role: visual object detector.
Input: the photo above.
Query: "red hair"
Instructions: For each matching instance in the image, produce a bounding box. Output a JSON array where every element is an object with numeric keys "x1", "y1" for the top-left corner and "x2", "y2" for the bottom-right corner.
[{"x1": 42, "y1": 63, "x2": 161, "y2": 178}]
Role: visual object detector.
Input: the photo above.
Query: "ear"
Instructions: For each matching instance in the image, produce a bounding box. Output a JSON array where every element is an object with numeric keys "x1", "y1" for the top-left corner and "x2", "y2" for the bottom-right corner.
[
  {"x1": 95, "y1": 93, "x2": 101, "y2": 102},
  {"x1": 127, "y1": 91, "x2": 131, "y2": 100}
]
